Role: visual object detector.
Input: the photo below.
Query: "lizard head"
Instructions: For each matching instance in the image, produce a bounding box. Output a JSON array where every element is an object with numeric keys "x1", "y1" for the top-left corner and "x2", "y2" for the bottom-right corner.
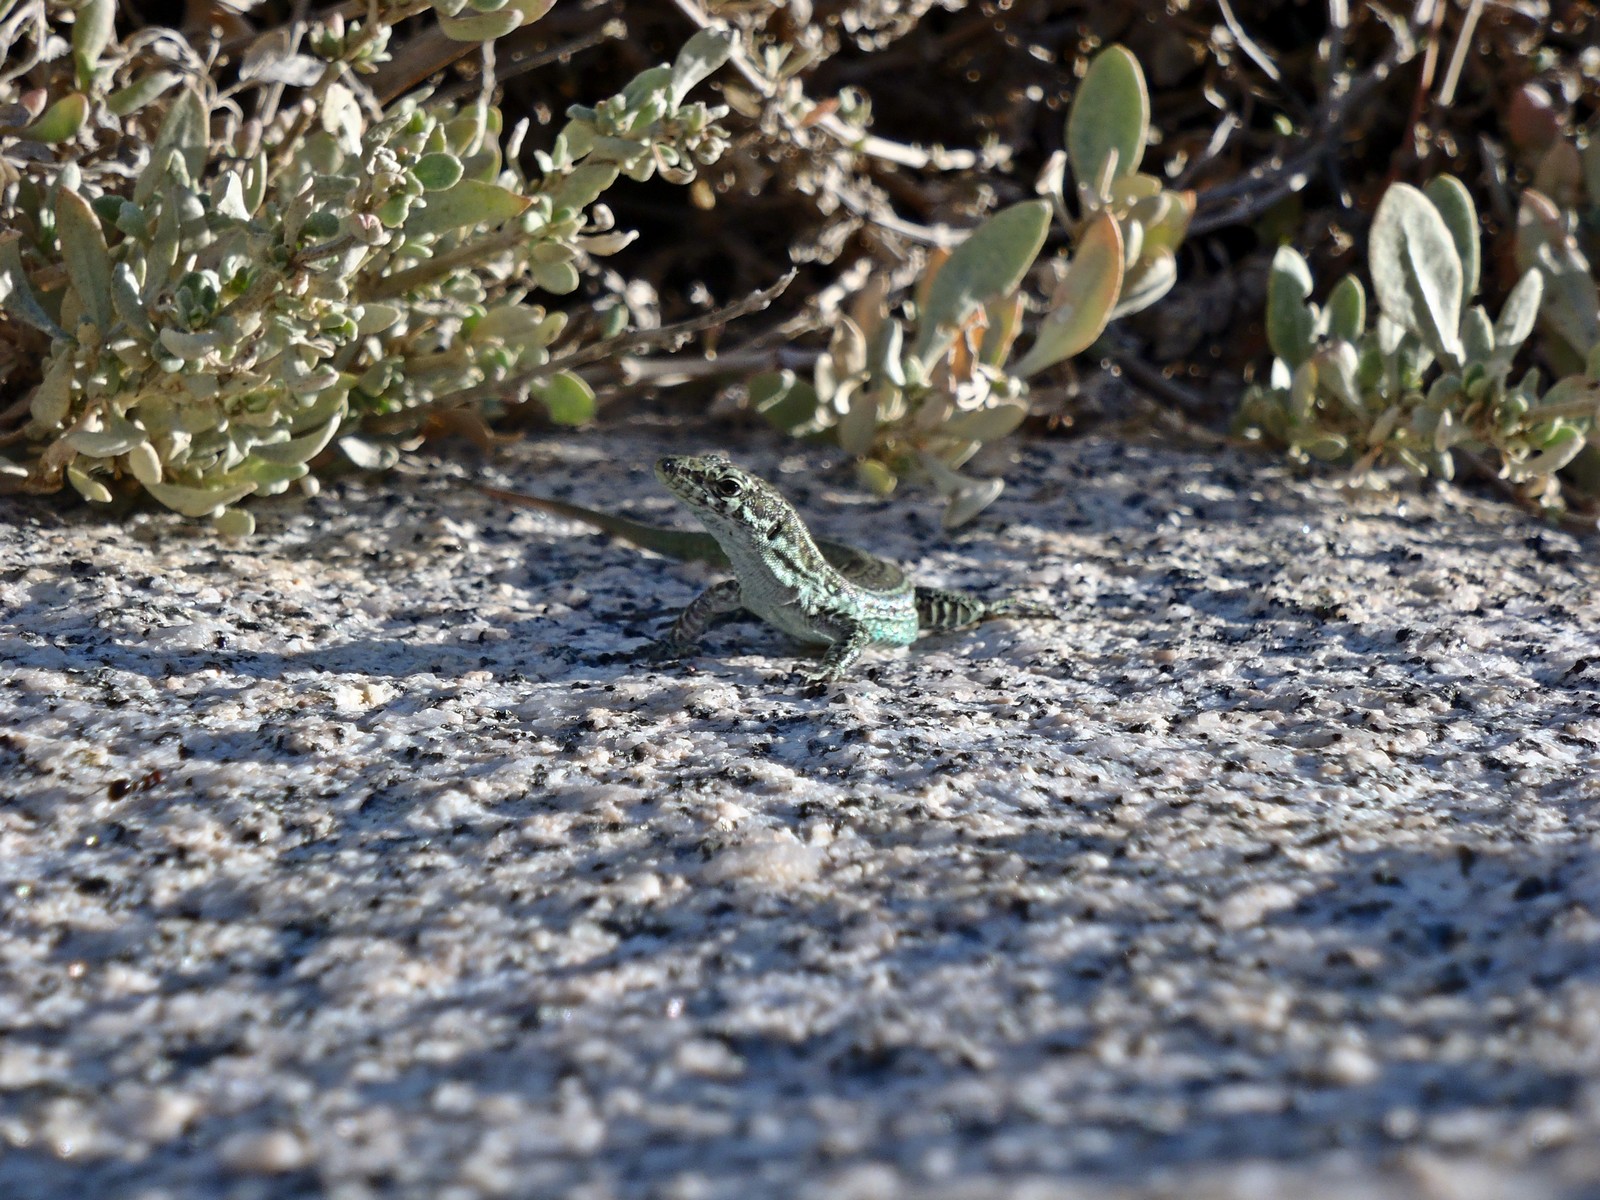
[{"x1": 654, "y1": 455, "x2": 794, "y2": 540}]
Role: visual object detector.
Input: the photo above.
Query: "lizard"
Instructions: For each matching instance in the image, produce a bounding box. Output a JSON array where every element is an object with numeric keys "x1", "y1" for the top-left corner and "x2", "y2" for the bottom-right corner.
[{"x1": 473, "y1": 453, "x2": 1055, "y2": 686}]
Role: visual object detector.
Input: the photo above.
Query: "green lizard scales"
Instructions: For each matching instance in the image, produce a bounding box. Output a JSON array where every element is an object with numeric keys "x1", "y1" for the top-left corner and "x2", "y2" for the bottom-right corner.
[{"x1": 475, "y1": 454, "x2": 1054, "y2": 684}]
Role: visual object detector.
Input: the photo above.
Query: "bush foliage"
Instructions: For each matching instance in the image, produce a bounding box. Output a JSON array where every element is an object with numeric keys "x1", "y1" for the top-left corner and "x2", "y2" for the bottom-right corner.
[{"x1": 2, "y1": 1, "x2": 1599, "y2": 530}]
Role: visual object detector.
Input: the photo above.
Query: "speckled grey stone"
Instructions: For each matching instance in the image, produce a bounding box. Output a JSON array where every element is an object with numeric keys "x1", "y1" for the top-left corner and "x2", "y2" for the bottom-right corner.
[{"x1": 2, "y1": 425, "x2": 1599, "y2": 1200}]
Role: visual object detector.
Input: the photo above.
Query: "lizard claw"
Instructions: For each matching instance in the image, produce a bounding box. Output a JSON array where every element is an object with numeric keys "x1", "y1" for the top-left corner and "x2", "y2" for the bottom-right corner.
[
  {"x1": 635, "y1": 639, "x2": 689, "y2": 665},
  {"x1": 796, "y1": 665, "x2": 843, "y2": 696}
]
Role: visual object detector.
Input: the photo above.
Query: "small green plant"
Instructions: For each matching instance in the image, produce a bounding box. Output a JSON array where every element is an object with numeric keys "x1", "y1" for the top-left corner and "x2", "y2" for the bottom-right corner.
[
  {"x1": 0, "y1": 4, "x2": 732, "y2": 533},
  {"x1": 1237, "y1": 175, "x2": 1600, "y2": 513},
  {"x1": 748, "y1": 45, "x2": 1189, "y2": 527}
]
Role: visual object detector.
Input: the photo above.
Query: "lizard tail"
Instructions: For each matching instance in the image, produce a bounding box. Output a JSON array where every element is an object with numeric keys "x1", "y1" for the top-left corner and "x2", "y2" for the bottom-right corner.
[{"x1": 914, "y1": 587, "x2": 1057, "y2": 631}]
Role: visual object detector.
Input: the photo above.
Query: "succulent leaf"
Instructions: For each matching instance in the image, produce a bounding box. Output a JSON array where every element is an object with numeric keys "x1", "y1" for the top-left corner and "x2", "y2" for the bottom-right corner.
[
  {"x1": 1012, "y1": 210, "x2": 1123, "y2": 378},
  {"x1": 1066, "y1": 46, "x2": 1149, "y2": 204},
  {"x1": 670, "y1": 28, "x2": 735, "y2": 108},
  {"x1": 913, "y1": 200, "x2": 1051, "y2": 364},
  {"x1": 55, "y1": 187, "x2": 114, "y2": 330},
  {"x1": 1265, "y1": 245, "x2": 1316, "y2": 369},
  {"x1": 1369, "y1": 183, "x2": 1464, "y2": 365},
  {"x1": 1423, "y1": 175, "x2": 1480, "y2": 309}
]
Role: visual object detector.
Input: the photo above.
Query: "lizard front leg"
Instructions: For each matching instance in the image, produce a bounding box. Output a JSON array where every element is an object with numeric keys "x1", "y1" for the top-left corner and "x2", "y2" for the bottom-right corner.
[
  {"x1": 798, "y1": 619, "x2": 873, "y2": 689},
  {"x1": 650, "y1": 579, "x2": 745, "y2": 660}
]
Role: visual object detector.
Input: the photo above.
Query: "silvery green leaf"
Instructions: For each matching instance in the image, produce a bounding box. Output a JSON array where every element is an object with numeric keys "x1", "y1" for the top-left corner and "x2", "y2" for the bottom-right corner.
[
  {"x1": 588, "y1": 137, "x2": 651, "y2": 168},
  {"x1": 1538, "y1": 374, "x2": 1600, "y2": 412},
  {"x1": 750, "y1": 370, "x2": 821, "y2": 435},
  {"x1": 942, "y1": 475, "x2": 1005, "y2": 529},
  {"x1": 251, "y1": 410, "x2": 344, "y2": 465},
  {"x1": 1432, "y1": 406, "x2": 1458, "y2": 453},
  {"x1": 107, "y1": 71, "x2": 181, "y2": 116},
  {"x1": 337, "y1": 437, "x2": 399, "y2": 471},
  {"x1": 835, "y1": 382, "x2": 878, "y2": 455},
  {"x1": 1515, "y1": 191, "x2": 1600, "y2": 365},
  {"x1": 1289, "y1": 360, "x2": 1317, "y2": 424},
  {"x1": 73, "y1": 0, "x2": 116, "y2": 89},
  {"x1": 1369, "y1": 183, "x2": 1463, "y2": 365},
  {"x1": 943, "y1": 402, "x2": 1029, "y2": 443},
  {"x1": 213, "y1": 508, "x2": 255, "y2": 538},
  {"x1": 67, "y1": 464, "x2": 114, "y2": 503},
  {"x1": 22, "y1": 92, "x2": 88, "y2": 142},
  {"x1": 531, "y1": 260, "x2": 580, "y2": 294},
  {"x1": 241, "y1": 459, "x2": 310, "y2": 491},
  {"x1": 144, "y1": 477, "x2": 259, "y2": 517},
  {"x1": 1066, "y1": 45, "x2": 1149, "y2": 203},
  {"x1": 290, "y1": 385, "x2": 350, "y2": 433},
  {"x1": 575, "y1": 230, "x2": 638, "y2": 256},
  {"x1": 413, "y1": 153, "x2": 464, "y2": 192},
  {"x1": 1326, "y1": 275, "x2": 1365, "y2": 343},
  {"x1": 126, "y1": 442, "x2": 163, "y2": 486},
  {"x1": 65, "y1": 408, "x2": 147, "y2": 457},
  {"x1": 320, "y1": 82, "x2": 363, "y2": 155},
  {"x1": 537, "y1": 310, "x2": 572, "y2": 345},
  {"x1": 1110, "y1": 247, "x2": 1177, "y2": 319},
  {"x1": 406, "y1": 179, "x2": 531, "y2": 236},
  {"x1": 154, "y1": 88, "x2": 209, "y2": 185},
  {"x1": 1012, "y1": 211, "x2": 1123, "y2": 378},
  {"x1": 555, "y1": 121, "x2": 596, "y2": 164},
  {"x1": 242, "y1": 152, "x2": 269, "y2": 215},
  {"x1": 1376, "y1": 314, "x2": 1405, "y2": 356},
  {"x1": 56, "y1": 187, "x2": 112, "y2": 329},
  {"x1": 356, "y1": 303, "x2": 403, "y2": 336},
  {"x1": 871, "y1": 317, "x2": 906, "y2": 388},
  {"x1": 532, "y1": 371, "x2": 594, "y2": 425},
  {"x1": 1120, "y1": 217, "x2": 1145, "y2": 271},
  {"x1": 509, "y1": 0, "x2": 556, "y2": 26},
  {"x1": 30, "y1": 354, "x2": 76, "y2": 427},
  {"x1": 670, "y1": 28, "x2": 735, "y2": 108},
  {"x1": 1368, "y1": 404, "x2": 1401, "y2": 447},
  {"x1": 238, "y1": 30, "x2": 325, "y2": 88},
  {"x1": 856, "y1": 460, "x2": 898, "y2": 496},
  {"x1": 1494, "y1": 268, "x2": 1543, "y2": 356},
  {"x1": 1318, "y1": 342, "x2": 1363, "y2": 416},
  {"x1": 113, "y1": 200, "x2": 147, "y2": 237},
  {"x1": 111, "y1": 264, "x2": 156, "y2": 340},
  {"x1": 158, "y1": 328, "x2": 222, "y2": 360},
  {"x1": 1035, "y1": 148, "x2": 1067, "y2": 205},
  {"x1": 621, "y1": 66, "x2": 673, "y2": 110},
  {"x1": 1519, "y1": 424, "x2": 1585, "y2": 476},
  {"x1": 1460, "y1": 306, "x2": 1494, "y2": 363},
  {"x1": 829, "y1": 315, "x2": 869, "y2": 380},
  {"x1": 287, "y1": 364, "x2": 339, "y2": 397},
  {"x1": 1426, "y1": 373, "x2": 1463, "y2": 406},
  {"x1": 211, "y1": 171, "x2": 251, "y2": 221},
  {"x1": 0, "y1": 235, "x2": 68, "y2": 339},
  {"x1": 1423, "y1": 175, "x2": 1480, "y2": 307},
  {"x1": 1264, "y1": 245, "x2": 1316, "y2": 369},
  {"x1": 914, "y1": 200, "x2": 1051, "y2": 364},
  {"x1": 1299, "y1": 433, "x2": 1349, "y2": 461},
  {"x1": 438, "y1": 7, "x2": 523, "y2": 41}
]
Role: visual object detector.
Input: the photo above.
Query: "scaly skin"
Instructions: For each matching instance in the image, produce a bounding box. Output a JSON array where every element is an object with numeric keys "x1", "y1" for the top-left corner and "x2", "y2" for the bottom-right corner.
[{"x1": 474, "y1": 454, "x2": 1055, "y2": 684}]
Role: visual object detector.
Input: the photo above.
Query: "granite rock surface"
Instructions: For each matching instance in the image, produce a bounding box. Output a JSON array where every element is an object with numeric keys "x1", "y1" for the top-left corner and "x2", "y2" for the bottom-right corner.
[{"x1": 2, "y1": 426, "x2": 1598, "y2": 1200}]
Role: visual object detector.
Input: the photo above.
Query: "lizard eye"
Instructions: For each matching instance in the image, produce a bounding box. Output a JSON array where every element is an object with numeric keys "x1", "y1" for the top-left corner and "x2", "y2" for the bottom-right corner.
[{"x1": 714, "y1": 477, "x2": 743, "y2": 498}]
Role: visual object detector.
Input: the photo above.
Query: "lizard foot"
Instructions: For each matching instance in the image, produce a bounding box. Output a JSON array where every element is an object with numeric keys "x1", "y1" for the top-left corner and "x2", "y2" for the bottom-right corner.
[
  {"x1": 795, "y1": 665, "x2": 845, "y2": 697},
  {"x1": 635, "y1": 639, "x2": 692, "y2": 666}
]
